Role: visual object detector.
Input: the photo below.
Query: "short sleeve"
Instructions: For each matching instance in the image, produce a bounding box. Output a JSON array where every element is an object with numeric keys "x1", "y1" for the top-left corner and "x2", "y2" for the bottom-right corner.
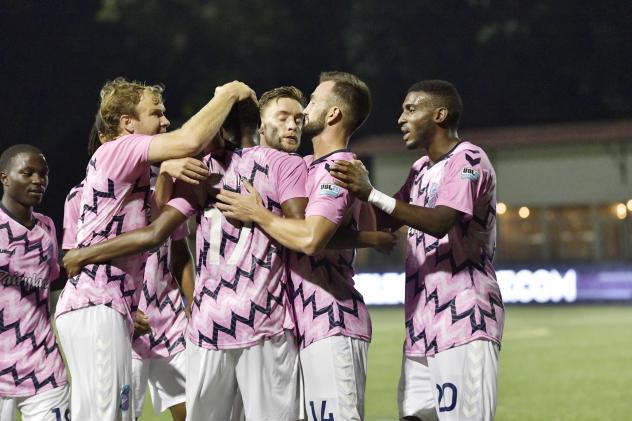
[
  {"x1": 166, "y1": 180, "x2": 201, "y2": 219},
  {"x1": 305, "y1": 161, "x2": 353, "y2": 225},
  {"x1": 272, "y1": 154, "x2": 308, "y2": 204},
  {"x1": 96, "y1": 135, "x2": 154, "y2": 183},
  {"x1": 434, "y1": 152, "x2": 485, "y2": 217}
]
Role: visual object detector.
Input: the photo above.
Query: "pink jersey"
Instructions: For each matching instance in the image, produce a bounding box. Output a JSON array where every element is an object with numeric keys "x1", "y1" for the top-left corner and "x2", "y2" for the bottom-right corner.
[
  {"x1": 0, "y1": 207, "x2": 68, "y2": 397},
  {"x1": 55, "y1": 134, "x2": 154, "y2": 332},
  {"x1": 395, "y1": 141, "x2": 504, "y2": 357},
  {"x1": 168, "y1": 145, "x2": 307, "y2": 350},
  {"x1": 288, "y1": 150, "x2": 371, "y2": 349},
  {"x1": 62, "y1": 180, "x2": 84, "y2": 250},
  {"x1": 133, "y1": 166, "x2": 188, "y2": 359}
]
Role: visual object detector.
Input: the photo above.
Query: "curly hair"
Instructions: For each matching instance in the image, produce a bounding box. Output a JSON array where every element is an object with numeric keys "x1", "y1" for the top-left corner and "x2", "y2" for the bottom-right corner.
[{"x1": 98, "y1": 77, "x2": 164, "y2": 140}]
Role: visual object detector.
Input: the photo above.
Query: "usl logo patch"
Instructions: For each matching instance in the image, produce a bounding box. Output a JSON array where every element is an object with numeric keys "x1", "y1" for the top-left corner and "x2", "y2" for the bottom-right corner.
[
  {"x1": 120, "y1": 384, "x2": 130, "y2": 411},
  {"x1": 460, "y1": 167, "x2": 480, "y2": 181},
  {"x1": 319, "y1": 183, "x2": 341, "y2": 197}
]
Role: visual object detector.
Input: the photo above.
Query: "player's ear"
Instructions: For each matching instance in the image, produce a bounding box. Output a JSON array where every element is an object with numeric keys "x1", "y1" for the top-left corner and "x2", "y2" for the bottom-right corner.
[
  {"x1": 0, "y1": 170, "x2": 8, "y2": 188},
  {"x1": 327, "y1": 106, "x2": 343, "y2": 126},
  {"x1": 120, "y1": 114, "x2": 134, "y2": 134},
  {"x1": 434, "y1": 107, "x2": 448, "y2": 125}
]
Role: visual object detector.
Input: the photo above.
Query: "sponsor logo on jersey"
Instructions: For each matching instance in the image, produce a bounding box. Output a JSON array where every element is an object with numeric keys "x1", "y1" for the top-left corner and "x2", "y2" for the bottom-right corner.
[
  {"x1": 319, "y1": 183, "x2": 341, "y2": 197},
  {"x1": 460, "y1": 167, "x2": 480, "y2": 181},
  {"x1": 0, "y1": 269, "x2": 46, "y2": 288}
]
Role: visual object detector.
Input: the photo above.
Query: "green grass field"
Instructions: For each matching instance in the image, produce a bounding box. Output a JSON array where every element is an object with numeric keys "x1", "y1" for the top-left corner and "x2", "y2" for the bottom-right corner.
[{"x1": 57, "y1": 305, "x2": 632, "y2": 420}]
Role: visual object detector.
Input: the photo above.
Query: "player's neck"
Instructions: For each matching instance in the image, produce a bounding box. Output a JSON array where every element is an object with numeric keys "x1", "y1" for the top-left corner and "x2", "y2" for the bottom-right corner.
[
  {"x1": 0, "y1": 197, "x2": 34, "y2": 228},
  {"x1": 311, "y1": 131, "x2": 349, "y2": 160},
  {"x1": 427, "y1": 131, "x2": 460, "y2": 164}
]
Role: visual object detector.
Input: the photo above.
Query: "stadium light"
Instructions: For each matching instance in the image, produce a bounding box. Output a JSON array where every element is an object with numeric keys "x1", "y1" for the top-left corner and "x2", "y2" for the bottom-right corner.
[
  {"x1": 616, "y1": 203, "x2": 627, "y2": 220},
  {"x1": 518, "y1": 206, "x2": 530, "y2": 219},
  {"x1": 497, "y1": 202, "x2": 507, "y2": 215},
  {"x1": 627, "y1": 199, "x2": 632, "y2": 212}
]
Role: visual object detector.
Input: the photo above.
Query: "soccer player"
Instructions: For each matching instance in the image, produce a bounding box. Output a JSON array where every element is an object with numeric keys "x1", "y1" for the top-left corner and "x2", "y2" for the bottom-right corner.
[
  {"x1": 62, "y1": 89, "x2": 308, "y2": 420},
  {"x1": 0, "y1": 145, "x2": 70, "y2": 421},
  {"x1": 55, "y1": 77, "x2": 255, "y2": 420},
  {"x1": 217, "y1": 71, "x2": 375, "y2": 421},
  {"x1": 63, "y1": 111, "x2": 207, "y2": 421},
  {"x1": 328, "y1": 80, "x2": 504, "y2": 421}
]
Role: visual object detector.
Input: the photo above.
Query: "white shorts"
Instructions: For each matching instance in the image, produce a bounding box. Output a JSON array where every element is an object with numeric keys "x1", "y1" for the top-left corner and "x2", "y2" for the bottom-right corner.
[
  {"x1": 0, "y1": 385, "x2": 70, "y2": 421},
  {"x1": 398, "y1": 339, "x2": 500, "y2": 421},
  {"x1": 56, "y1": 305, "x2": 134, "y2": 421},
  {"x1": 132, "y1": 350, "x2": 186, "y2": 415},
  {"x1": 185, "y1": 331, "x2": 298, "y2": 421},
  {"x1": 299, "y1": 335, "x2": 368, "y2": 421}
]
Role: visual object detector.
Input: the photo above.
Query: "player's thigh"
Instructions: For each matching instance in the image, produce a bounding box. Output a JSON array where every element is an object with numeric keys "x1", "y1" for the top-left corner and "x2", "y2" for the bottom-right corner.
[
  {"x1": 56, "y1": 306, "x2": 134, "y2": 421},
  {"x1": 131, "y1": 358, "x2": 150, "y2": 416},
  {"x1": 397, "y1": 353, "x2": 438, "y2": 421},
  {"x1": 18, "y1": 384, "x2": 70, "y2": 421},
  {"x1": 185, "y1": 341, "x2": 237, "y2": 421},
  {"x1": 236, "y1": 331, "x2": 298, "y2": 421},
  {"x1": 300, "y1": 335, "x2": 368, "y2": 421},
  {"x1": 147, "y1": 351, "x2": 186, "y2": 414},
  {"x1": 428, "y1": 339, "x2": 499, "y2": 421}
]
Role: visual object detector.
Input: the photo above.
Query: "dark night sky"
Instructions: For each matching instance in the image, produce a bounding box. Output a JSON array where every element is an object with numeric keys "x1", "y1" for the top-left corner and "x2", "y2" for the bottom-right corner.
[{"x1": 1, "y1": 1, "x2": 631, "y2": 231}]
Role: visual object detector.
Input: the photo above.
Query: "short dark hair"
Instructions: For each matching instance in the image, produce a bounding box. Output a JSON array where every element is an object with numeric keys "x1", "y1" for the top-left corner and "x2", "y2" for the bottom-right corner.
[
  {"x1": 259, "y1": 86, "x2": 305, "y2": 115},
  {"x1": 407, "y1": 80, "x2": 463, "y2": 130},
  {"x1": 0, "y1": 144, "x2": 44, "y2": 172},
  {"x1": 222, "y1": 98, "x2": 260, "y2": 145},
  {"x1": 319, "y1": 71, "x2": 371, "y2": 134}
]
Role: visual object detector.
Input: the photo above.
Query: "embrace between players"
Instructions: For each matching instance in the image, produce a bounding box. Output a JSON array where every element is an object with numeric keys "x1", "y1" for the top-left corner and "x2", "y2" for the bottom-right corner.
[{"x1": 0, "y1": 72, "x2": 504, "y2": 421}]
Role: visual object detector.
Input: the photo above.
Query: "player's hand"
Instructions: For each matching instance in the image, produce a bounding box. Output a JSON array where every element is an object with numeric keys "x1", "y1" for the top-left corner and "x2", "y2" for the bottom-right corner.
[
  {"x1": 372, "y1": 230, "x2": 398, "y2": 255},
  {"x1": 160, "y1": 157, "x2": 209, "y2": 185},
  {"x1": 328, "y1": 159, "x2": 373, "y2": 201},
  {"x1": 62, "y1": 248, "x2": 86, "y2": 278},
  {"x1": 215, "y1": 179, "x2": 264, "y2": 223},
  {"x1": 215, "y1": 81, "x2": 258, "y2": 104},
  {"x1": 133, "y1": 310, "x2": 150, "y2": 338}
]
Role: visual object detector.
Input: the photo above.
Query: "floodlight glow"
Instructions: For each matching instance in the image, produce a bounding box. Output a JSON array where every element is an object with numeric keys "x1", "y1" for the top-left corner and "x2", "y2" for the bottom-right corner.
[
  {"x1": 627, "y1": 199, "x2": 632, "y2": 212},
  {"x1": 497, "y1": 202, "x2": 507, "y2": 215},
  {"x1": 518, "y1": 206, "x2": 530, "y2": 219},
  {"x1": 616, "y1": 203, "x2": 627, "y2": 220}
]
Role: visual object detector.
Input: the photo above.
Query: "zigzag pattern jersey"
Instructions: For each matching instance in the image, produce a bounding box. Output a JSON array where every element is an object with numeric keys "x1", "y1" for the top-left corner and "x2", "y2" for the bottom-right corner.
[
  {"x1": 56, "y1": 134, "x2": 154, "y2": 333},
  {"x1": 395, "y1": 141, "x2": 504, "y2": 357},
  {"x1": 168, "y1": 145, "x2": 307, "y2": 350},
  {"x1": 61, "y1": 180, "x2": 84, "y2": 250},
  {"x1": 63, "y1": 175, "x2": 188, "y2": 359},
  {"x1": 134, "y1": 166, "x2": 188, "y2": 359},
  {"x1": 288, "y1": 151, "x2": 371, "y2": 349},
  {"x1": 0, "y1": 207, "x2": 67, "y2": 397}
]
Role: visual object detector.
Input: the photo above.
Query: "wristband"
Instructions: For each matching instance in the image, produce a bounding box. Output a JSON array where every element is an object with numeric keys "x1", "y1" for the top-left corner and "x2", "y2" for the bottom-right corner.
[{"x1": 368, "y1": 188, "x2": 396, "y2": 215}]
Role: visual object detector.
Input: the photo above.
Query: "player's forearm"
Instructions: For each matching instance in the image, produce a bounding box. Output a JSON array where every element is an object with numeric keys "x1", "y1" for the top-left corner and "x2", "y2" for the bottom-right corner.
[
  {"x1": 154, "y1": 172, "x2": 174, "y2": 209},
  {"x1": 255, "y1": 210, "x2": 325, "y2": 255},
  {"x1": 73, "y1": 228, "x2": 164, "y2": 267},
  {"x1": 177, "y1": 90, "x2": 237, "y2": 154},
  {"x1": 390, "y1": 202, "x2": 458, "y2": 238}
]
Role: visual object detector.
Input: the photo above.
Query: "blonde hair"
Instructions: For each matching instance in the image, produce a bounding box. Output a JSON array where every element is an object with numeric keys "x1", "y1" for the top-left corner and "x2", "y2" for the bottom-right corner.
[{"x1": 98, "y1": 77, "x2": 164, "y2": 139}]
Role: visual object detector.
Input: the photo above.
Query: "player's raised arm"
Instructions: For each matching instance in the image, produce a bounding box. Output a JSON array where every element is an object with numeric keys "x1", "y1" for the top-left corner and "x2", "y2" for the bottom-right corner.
[
  {"x1": 329, "y1": 159, "x2": 461, "y2": 238},
  {"x1": 147, "y1": 81, "x2": 257, "y2": 163},
  {"x1": 63, "y1": 206, "x2": 187, "y2": 277}
]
